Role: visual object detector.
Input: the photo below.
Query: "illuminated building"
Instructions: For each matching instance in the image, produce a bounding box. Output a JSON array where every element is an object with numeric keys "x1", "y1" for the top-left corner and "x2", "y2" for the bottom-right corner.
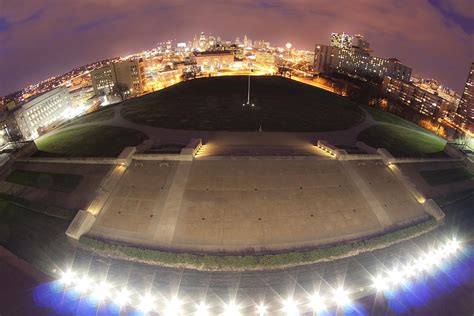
[
  {"x1": 314, "y1": 33, "x2": 411, "y2": 82},
  {"x1": 453, "y1": 62, "x2": 474, "y2": 132},
  {"x1": 13, "y1": 86, "x2": 70, "y2": 140},
  {"x1": 193, "y1": 51, "x2": 234, "y2": 71},
  {"x1": 382, "y1": 76, "x2": 456, "y2": 119},
  {"x1": 91, "y1": 59, "x2": 145, "y2": 97},
  {"x1": 331, "y1": 32, "x2": 353, "y2": 49}
]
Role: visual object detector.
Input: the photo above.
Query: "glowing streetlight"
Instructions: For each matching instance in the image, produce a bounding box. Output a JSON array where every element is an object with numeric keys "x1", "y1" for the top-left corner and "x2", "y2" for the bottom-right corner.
[{"x1": 285, "y1": 43, "x2": 292, "y2": 50}]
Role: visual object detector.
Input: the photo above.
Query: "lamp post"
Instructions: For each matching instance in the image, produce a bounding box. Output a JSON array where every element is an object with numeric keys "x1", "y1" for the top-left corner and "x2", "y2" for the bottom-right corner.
[{"x1": 242, "y1": 75, "x2": 254, "y2": 107}]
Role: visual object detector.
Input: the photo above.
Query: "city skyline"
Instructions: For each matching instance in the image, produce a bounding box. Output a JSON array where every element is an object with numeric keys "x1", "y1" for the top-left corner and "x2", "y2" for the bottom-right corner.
[{"x1": 1, "y1": 0, "x2": 473, "y2": 96}]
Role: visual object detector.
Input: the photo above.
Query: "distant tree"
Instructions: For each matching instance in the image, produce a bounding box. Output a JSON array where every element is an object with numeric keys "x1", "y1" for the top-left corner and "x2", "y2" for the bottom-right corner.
[{"x1": 113, "y1": 82, "x2": 129, "y2": 101}]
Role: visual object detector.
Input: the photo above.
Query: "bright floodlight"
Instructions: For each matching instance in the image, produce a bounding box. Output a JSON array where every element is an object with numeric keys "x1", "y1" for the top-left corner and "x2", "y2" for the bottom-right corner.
[
  {"x1": 224, "y1": 302, "x2": 240, "y2": 316},
  {"x1": 309, "y1": 293, "x2": 326, "y2": 312},
  {"x1": 196, "y1": 302, "x2": 209, "y2": 316},
  {"x1": 447, "y1": 239, "x2": 460, "y2": 253},
  {"x1": 282, "y1": 298, "x2": 298, "y2": 316},
  {"x1": 373, "y1": 275, "x2": 388, "y2": 291},
  {"x1": 75, "y1": 276, "x2": 92, "y2": 293},
  {"x1": 114, "y1": 288, "x2": 131, "y2": 307},
  {"x1": 164, "y1": 296, "x2": 182, "y2": 315},
  {"x1": 138, "y1": 294, "x2": 155, "y2": 313},
  {"x1": 388, "y1": 268, "x2": 404, "y2": 286},
  {"x1": 256, "y1": 303, "x2": 268, "y2": 315},
  {"x1": 402, "y1": 264, "x2": 416, "y2": 278},
  {"x1": 59, "y1": 270, "x2": 76, "y2": 286},
  {"x1": 92, "y1": 281, "x2": 110, "y2": 302},
  {"x1": 332, "y1": 287, "x2": 350, "y2": 306}
]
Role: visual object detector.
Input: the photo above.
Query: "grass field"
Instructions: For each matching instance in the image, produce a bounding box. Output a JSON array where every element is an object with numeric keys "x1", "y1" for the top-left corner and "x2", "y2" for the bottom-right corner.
[
  {"x1": 63, "y1": 108, "x2": 114, "y2": 127},
  {"x1": 6, "y1": 169, "x2": 82, "y2": 192},
  {"x1": 420, "y1": 168, "x2": 473, "y2": 186},
  {"x1": 122, "y1": 76, "x2": 365, "y2": 132},
  {"x1": 364, "y1": 106, "x2": 428, "y2": 132},
  {"x1": 35, "y1": 125, "x2": 148, "y2": 157},
  {"x1": 357, "y1": 124, "x2": 447, "y2": 157}
]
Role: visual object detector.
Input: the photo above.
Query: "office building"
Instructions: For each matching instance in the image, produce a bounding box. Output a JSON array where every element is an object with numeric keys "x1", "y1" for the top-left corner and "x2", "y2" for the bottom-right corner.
[
  {"x1": 382, "y1": 76, "x2": 455, "y2": 119},
  {"x1": 91, "y1": 59, "x2": 145, "y2": 97},
  {"x1": 13, "y1": 86, "x2": 70, "y2": 140},
  {"x1": 454, "y1": 62, "x2": 474, "y2": 131},
  {"x1": 331, "y1": 32, "x2": 353, "y2": 49}
]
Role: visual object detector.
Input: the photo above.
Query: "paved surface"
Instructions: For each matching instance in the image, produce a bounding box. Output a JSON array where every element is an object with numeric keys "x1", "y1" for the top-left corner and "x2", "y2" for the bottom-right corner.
[{"x1": 88, "y1": 157, "x2": 429, "y2": 253}]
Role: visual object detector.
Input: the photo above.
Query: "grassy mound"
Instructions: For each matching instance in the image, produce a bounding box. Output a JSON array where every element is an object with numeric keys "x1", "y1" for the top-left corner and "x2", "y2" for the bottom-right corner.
[{"x1": 122, "y1": 76, "x2": 364, "y2": 132}]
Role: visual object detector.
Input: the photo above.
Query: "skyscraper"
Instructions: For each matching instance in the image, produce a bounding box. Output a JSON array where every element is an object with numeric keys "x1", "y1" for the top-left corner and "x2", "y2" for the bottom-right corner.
[{"x1": 455, "y1": 62, "x2": 474, "y2": 132}]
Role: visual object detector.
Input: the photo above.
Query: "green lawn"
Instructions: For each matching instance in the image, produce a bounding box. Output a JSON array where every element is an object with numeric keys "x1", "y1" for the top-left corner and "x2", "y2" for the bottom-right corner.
[
  {"x1": 420, "y1": 168, "x2": 473, "y2": 186},
  {"x1": 6, "y1": 169, "x2": 82, "y2": 193},
  {"x1": 35, "y1": 125, "x2": 148, "y2": 157},
  {"x1": 357, "y1": 124, "x2": 447, "y2": 157},
  {"x1": 364, "y1": 106, "x2": 428, "y2": 132},
  {"x1": 122, "y1": 76, "x2": 365, "y2": 132},
  {"x1": 63, "y1": 108, "x2": 114, "y2": 127}
]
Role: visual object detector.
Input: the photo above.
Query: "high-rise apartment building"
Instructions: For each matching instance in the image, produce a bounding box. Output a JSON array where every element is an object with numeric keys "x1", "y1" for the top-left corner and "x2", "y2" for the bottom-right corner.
[
  {"x1": 314, "y1": 33, "x2": 411, "y2": 82},
  {"x1": 91, "y1": 59, "x2": 145, "y2": 97},
  {"x1": 382, "y1": 76, "x2": 455, "y2": 119},
  {"x1": 454, "y1": 62, "x2": 474, "y2": 132}
]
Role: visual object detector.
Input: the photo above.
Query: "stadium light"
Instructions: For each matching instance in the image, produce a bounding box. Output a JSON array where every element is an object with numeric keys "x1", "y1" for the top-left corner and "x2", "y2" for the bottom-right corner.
[
  {"x1": 309, "y1": 293, "x2": 326, "y2": 312},
  {"x1": 256, "y1": 303, "x2": 268, "y2": 315},
  {"x1": 91, "y1": 281, "x2": 110, "y2": 302},
  {"x1": 388, "y1": 268, "x2": 404, "y2": 286},
  {"x1": 164, "y1": 296, "x2": 182, "y2": 315},
  {"x1": 224, "y1": 302, "x2": 240, "y2": 316},
  {"x1": 59, "y1": 270, "x2": 76, "y2": 286},
  {"x1": 75, "y1": 276, "x2": 92, "y2": 293},
  {"x1": 114, "y1": 288, "x2": 131, "y2": 307},
  {"x1": 373, "y1": 275, "x2": 389, "y2": 291},
  {"x1": 138, "y1": 293, "x2": 156, "y2": 313},
  {"x1": 332, "y1": 287, "x2": 350, "y2": 306},
  {"x1": 282, "y1": 298, "x2": 298, "y2": 316},
  {"x1": 196, "y1": 302, "x2": 209, "y2": 316}
]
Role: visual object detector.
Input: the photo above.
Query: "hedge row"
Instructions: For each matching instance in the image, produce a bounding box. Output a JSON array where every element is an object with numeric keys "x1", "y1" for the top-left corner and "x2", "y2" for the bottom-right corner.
[
  {"x1": 0, "y1": 192, "x2": 76, "y2": 220},
  {"x1": 80, "y1": 218, "x2": 438, "y2": 271}
]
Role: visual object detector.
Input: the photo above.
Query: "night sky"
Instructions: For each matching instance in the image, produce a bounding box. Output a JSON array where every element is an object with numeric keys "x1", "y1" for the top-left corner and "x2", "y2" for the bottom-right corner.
[{"x1": 0, "y1": 0, "x2": 472, "y2": 96}]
